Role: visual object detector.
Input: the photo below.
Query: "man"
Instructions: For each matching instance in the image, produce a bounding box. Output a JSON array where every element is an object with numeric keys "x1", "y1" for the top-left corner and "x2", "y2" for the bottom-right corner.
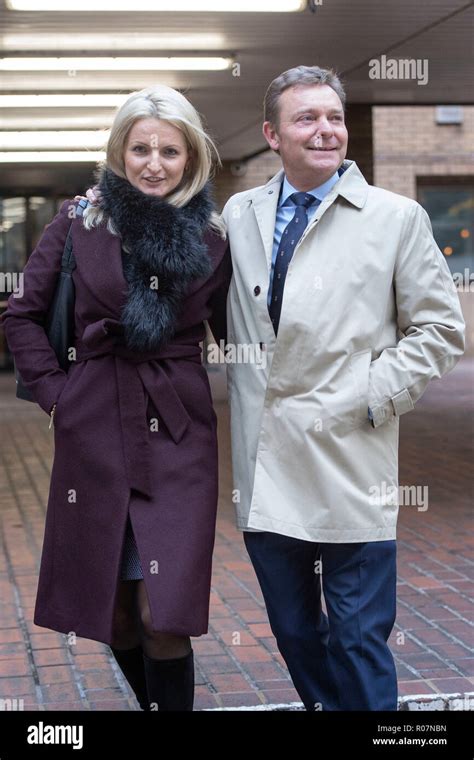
[{"x1": 221, "y1": 65, "x2": 465, "y2": 711}]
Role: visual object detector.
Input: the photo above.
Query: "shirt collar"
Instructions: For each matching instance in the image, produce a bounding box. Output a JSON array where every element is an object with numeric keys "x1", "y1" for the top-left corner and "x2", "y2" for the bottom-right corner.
[{"x1": 279, "y1": 170, "x2": 340, "y2": 207}]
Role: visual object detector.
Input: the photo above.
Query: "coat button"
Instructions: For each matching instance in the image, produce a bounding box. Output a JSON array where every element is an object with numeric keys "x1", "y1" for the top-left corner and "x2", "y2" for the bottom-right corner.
[{"x1": 253, "y1": 286, "x2": 261, "y2": 296}]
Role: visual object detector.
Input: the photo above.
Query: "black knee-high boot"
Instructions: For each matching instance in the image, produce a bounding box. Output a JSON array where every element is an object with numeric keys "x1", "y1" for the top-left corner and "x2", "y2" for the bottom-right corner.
[
  {"x1": 111, "y1": 645, "x2": 149, "y2": 711},
  {"x1": 142, "y1": 649, "x2": 194, "y2": 711}
]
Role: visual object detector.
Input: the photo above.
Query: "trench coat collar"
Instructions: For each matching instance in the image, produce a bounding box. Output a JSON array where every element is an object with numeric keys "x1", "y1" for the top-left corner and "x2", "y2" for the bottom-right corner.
[
  {"x1": 321, "y1": 159, "x2": 369, "y2": 208},
  {"x1": 250, "y1": 159, "x2": 369, "y2": 267}
]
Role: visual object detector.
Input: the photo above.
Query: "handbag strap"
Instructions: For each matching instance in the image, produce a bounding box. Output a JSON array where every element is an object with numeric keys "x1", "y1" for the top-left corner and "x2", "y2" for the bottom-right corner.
[{"x1": 61, "y1": 198, "x2": 89, "y2": 274}]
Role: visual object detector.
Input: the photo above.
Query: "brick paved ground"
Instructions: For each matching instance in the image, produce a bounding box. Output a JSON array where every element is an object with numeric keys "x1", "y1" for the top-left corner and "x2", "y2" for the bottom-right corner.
[{"x1": 0, "y1": 359, "x2": 472, "y2": 711}]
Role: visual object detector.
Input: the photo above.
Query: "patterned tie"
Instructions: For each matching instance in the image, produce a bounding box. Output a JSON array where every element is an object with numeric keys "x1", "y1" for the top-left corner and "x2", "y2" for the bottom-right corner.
[{"x1": 269, "y1": 191, "x2": 320, "y2": 335}]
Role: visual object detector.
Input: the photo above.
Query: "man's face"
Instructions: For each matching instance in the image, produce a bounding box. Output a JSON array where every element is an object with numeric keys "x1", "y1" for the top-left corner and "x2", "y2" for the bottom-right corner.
[{"x1": 262, "y1": 84, "x2": 348, "y2": 190}]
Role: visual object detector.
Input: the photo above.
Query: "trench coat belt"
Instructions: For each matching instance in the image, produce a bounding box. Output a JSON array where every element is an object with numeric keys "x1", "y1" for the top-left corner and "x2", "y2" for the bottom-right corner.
[{"x1": 74, "y1": 318, "x2": 200, "y2": 499}]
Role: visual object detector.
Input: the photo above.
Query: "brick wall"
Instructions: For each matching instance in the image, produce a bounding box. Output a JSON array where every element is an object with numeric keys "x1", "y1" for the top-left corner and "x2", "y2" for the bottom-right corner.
[
  {"x1": 373, "y1": 106, "x2": 474, "y2": 199},
  {"x1": 373, "y1": 106, "x2": 474, "y2": 356}
]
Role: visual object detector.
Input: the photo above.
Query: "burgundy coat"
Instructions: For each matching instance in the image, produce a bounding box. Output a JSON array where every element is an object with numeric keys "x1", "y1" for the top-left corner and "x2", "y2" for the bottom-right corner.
[{"x1": 2, "y1": 199, "x2": 231, "y2": 644}]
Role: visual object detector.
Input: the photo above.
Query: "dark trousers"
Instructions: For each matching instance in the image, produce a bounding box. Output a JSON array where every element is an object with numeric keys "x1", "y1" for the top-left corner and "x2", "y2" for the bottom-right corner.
[{"x1": 244, "y1": 531, "x2": 397, "y2": 711}]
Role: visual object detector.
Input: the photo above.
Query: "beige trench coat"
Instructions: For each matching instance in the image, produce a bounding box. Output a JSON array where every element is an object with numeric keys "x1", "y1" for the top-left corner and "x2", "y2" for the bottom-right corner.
[{"x1": 222, "y1": 160, "x2": 465, "y2": 542}]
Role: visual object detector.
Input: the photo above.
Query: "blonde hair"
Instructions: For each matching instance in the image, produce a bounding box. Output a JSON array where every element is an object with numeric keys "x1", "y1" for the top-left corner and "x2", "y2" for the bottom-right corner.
[{"x1": 83, "y1": 85, "x2": 226, "y2": 237}]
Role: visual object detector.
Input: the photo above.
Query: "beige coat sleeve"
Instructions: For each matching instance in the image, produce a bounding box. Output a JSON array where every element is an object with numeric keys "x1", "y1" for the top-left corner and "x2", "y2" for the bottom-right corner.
[{"x1": 369, "y1": 202, "x2": 465, "y2": 428}]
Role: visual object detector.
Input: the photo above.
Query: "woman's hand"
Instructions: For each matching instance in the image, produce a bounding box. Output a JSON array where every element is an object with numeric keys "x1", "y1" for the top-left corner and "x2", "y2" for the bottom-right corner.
[
  {"x1": 48, "y1": 402, "x2": 57, "y2": 430},
  {"x1": 73, "y1": 186, "x2": 102, "y2": 205}
]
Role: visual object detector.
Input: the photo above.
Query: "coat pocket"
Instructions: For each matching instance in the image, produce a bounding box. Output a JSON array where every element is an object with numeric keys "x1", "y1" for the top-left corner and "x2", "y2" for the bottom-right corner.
[
  {"x1": 52, "y1": 379, "x2": 70, "y2": 430},
  {"x1": 308, "y1": 349, "x2": 373, "y2": 435},
  {"x1": 52, "y1": 361, "x2": 85, "y2": 430},
  {"x1": 348, "y1": 349, "x2": 373, "y2": 428}
]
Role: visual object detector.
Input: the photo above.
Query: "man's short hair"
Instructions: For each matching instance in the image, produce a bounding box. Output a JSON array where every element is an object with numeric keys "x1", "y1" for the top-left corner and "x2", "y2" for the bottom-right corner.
[{"x1": 264, "y1": 65, "x2": 346, "y2": 126}]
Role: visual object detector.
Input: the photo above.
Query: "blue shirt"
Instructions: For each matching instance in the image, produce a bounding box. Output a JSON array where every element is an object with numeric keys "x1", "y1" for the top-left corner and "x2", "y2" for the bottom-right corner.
[{"x1": 268, "y1": 171, "x2": 340, "y2": 307}]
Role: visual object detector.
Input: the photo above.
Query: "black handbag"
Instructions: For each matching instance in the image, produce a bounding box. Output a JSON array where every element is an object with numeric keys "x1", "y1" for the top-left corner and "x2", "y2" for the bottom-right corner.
[{"x1": 15, "y1": 198, "x2": 89, "y2": 402}]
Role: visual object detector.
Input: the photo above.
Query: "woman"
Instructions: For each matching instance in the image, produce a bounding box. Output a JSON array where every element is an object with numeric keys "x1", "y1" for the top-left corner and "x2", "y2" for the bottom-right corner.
[{"x1": 1, "y1": 85, "x2": 232, "y2": 711}]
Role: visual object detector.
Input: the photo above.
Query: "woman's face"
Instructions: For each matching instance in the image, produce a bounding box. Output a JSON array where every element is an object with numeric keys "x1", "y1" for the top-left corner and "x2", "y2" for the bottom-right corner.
[{"x1": 123, "y1": 117, "x2": 190, "y2": 197}]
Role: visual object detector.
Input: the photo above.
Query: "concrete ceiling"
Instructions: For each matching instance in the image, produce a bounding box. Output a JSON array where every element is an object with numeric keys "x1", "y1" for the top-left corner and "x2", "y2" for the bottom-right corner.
[{"x1": 0, "y1": 0, "x2": 472, "y2": 192}]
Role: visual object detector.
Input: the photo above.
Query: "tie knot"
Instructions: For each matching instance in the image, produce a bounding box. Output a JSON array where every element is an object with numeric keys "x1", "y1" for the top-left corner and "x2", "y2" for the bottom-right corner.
[{"x1": 289, "y1": 191, "x2": 316, "y2": 209}]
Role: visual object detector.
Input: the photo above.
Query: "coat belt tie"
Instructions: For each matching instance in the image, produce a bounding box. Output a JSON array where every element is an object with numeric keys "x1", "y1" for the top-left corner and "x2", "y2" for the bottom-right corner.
[{"x1": 74, "y1": 318, "x2": 201, "y2": 498}]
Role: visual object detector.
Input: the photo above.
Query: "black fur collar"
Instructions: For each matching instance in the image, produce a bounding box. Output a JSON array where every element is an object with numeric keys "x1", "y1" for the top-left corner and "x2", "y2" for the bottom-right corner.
[{"x1": 98, "y1": 167, "x2": 214, "y2": 352}]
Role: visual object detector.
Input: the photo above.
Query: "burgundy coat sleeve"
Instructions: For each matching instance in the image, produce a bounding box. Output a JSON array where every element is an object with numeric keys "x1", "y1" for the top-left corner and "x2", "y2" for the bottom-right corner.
[
  {"x1": 206, "y1": 239, "x2": 232, "y2": 346},
  {"x1": 1, "y1": 199, "x2": 74, "y2": 414}
]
